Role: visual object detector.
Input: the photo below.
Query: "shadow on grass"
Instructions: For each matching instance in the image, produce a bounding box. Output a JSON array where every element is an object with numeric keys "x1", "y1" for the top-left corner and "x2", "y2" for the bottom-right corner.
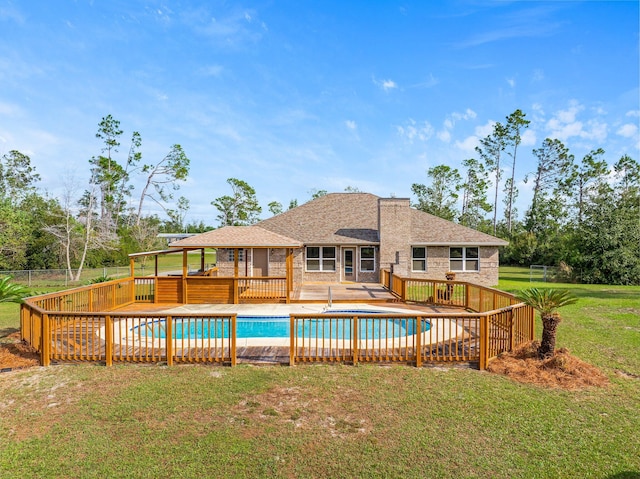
[
  {"x1": 606, "y1": 472, "x2": 640, "y2": 479},
  {"x1": 0, "y1": 327, "x2": 19, "y2": 340}
]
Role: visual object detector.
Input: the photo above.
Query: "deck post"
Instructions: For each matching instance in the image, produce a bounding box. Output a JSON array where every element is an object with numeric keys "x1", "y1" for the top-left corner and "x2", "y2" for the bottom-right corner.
[
  {"x1": 415, "y1": 316, "x2": 422, "y2": 367},
  {"x1": 166, "y1": 315, "x2": 173, "y2": 366},
  {"x1": 465, "y1": 284, "x2": 470, "y2": 310},
  {"x1": 352, "y1": 316, "x2": 358, "y2": 365},
  {"x1": 479, "y1": 314, "x2": 489, "y2": 370},
  {"x1": 105, "y1": 315, "x2": 113, "y2": 367},
  {"x1": 285, "y1": 248, "x2": 293, "y2": 304},
  {"x1": 509, "y1": 308, "x2": 515, "y2": 352},
  {"x1": 230, "y1": 315, "x2": 237, "y2": 366},
  {"x1": 41, "y1": 313, "x2": 50, "y2": 367},
  {"x1": 182, "y1": 250, "x2": 188, "y2": 304},
  {"x1": 88, "y1": 286, "x2": 94, "y2": 312},
  {"x1": 289, "y1": 315, "x2": 295, "y2": 366},
  {"x1": 527, "y1": 306, "x2": 535, "y2": 340}
]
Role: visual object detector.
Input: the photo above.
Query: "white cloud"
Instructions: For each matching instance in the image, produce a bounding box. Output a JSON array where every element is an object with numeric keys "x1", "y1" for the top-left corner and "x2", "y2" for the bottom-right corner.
[
  {"x1": 396, "y1": 119, "x2": 433, "y2": 143},
  {"x1": 475, "y1": 120, "x2": 495, "y2": 138},
  {"x1": 520, "y1": 129, "x2": 537, "y2": 146},
  {"x1": 345, "y1": 120, "x2": 357, "y2": 130},
  {"x1": 556, "y1": 100, "x2": 583, "y2": 123},
  {"x1": 454, "y1": 121, "x2": 497, "y2": 152},
  {"x1": 373, "y1": 77, "x2": 397, "y2": 92},
  {"x1": 616, "y1": 123, "x2": 638, "y2": 138},
  {"x1": 545, "y1": 100, "x2": 608, "y2": 142},
  {"x1": 451, "y1": 109, "x2": 477, "y2": 121},
  {"x1": 506, "y1": 77, "x2": 515, "y2": 88},
  {"x1": 437, "y1": 130, "x2": 451, "y2": 142},
  {"x1": 437, "y1": 109, "x2": 477, "y2": 143},
  {"x1": 626, "y1": 110, "x2": 640, "y2": 118},
  {"x1": 455, "y1": 135, "x2": 479, "y2": 153}
]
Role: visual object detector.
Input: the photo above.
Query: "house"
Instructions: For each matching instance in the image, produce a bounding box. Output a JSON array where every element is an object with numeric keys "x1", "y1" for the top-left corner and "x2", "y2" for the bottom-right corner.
[{"x1": 170, "y1": 193, "x2": 507, "y2": 287}]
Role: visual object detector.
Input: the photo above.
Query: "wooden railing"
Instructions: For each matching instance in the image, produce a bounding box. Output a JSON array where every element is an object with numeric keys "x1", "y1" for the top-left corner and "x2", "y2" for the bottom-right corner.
[
  {"x1": 289, "y1": 313, "x2": 483, "y2": 365},
  {"x1": 131, "y1": 276, "x2": 288, "y2": 304},
  {"x1": 289, "y1": 305, "x2": 533, "y2": 368},
  {"x1": 21, "y1": 303, "x2": 236, "y2": 367},
  {"x1": 21, "y1": 274, "x2": 533, "y2": 369},
  {"x1": 381, "y1": 270, "x2": 521, "y2": 312}
]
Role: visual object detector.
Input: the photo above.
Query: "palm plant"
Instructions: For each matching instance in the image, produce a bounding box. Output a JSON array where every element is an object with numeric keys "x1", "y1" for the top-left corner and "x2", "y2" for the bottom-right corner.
[
  {"x1": 516, "y1": 288, "x2": 578, "y2": 359},
  {"x1": 0, "y1": 276, "x2": 31, "y2": 304}
]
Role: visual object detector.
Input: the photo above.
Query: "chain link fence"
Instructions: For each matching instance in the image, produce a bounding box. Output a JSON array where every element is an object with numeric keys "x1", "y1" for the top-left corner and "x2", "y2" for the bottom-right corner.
[{"x1": 0, "y1": 267, "x2": 131, "y2": 288}]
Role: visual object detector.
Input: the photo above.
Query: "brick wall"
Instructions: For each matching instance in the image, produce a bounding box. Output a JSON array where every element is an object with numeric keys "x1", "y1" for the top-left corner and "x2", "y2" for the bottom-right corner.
[{"x1": 378, "y1": 198, "x2": 411, "y2": 277}]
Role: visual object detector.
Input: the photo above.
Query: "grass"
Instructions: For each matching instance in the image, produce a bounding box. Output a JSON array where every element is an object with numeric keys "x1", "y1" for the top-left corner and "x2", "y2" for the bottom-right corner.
[{"x1": 1, "y1": 267, "x2": 639, "y2": 478}]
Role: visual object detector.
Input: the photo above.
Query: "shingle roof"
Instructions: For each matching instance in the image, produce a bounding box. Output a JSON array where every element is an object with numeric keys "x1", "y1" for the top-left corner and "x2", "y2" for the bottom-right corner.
[
  {"x1": 170, "y1": 192, "x2": 508, "y2": 248},
  {"x1": 258, "y1": 192, "x2": 507, "y2": 246},
  {"x1": 409, "y1": 209, "x2": 508, "y2": 246},
  {"x1": 258, "y1": 193, "x2": 380, "y2": 244},
  {"x1": 168, "y1": 226, "x2": 302, "y2": 248}
]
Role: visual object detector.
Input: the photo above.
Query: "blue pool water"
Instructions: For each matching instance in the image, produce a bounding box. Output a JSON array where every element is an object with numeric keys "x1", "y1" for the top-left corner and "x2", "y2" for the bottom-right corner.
[{"x1": 136, "y1": 313, "x2": 430, "y2": 340}]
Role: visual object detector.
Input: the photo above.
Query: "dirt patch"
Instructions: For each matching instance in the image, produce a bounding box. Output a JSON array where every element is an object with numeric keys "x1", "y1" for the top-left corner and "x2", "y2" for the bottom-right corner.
[
  {"x1": 233, "y1": 385, "x2": 368, "y2": 438},
  {"x1": 0, "y1": 332, "x2": 40, "y2": 370},
  {"x1": 487, "y1": 341, "x2": 609, "y2": 390}
]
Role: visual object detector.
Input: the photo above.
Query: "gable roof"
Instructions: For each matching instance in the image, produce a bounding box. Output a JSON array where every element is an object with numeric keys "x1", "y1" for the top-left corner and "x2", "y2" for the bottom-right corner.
[
  {"x1": 168, "y1": 225, "x2": 302, "y2": 248},
  {"x1": 258, "y1": 193, "x2": 380, "y2": 245}
]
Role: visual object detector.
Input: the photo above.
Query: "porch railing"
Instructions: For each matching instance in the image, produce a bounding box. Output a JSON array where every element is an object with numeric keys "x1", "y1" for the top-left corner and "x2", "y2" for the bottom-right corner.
[{"x1": 131, "y1": 276, "x2": 288, "y2": 304}]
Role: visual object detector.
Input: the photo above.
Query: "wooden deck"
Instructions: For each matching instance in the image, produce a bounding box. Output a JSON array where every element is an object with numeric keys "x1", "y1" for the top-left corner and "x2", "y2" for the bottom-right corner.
[{"x1": 292, "y1": 282, "x2": 397, "y2": 303}]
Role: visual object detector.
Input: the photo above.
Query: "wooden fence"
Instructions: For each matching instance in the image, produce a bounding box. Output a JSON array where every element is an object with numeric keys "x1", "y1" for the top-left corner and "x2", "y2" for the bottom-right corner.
[
  {"x1": 22, "y1": 308, "x2": 236, "y2": 367},
  {"x1": 21, "y1": 274, "x2": 534, "y2": 369}
]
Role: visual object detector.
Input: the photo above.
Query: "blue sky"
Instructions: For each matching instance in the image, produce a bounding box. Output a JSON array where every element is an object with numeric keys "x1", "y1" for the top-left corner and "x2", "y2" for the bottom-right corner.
[{"x1": 1, "y1": 1, "x2": 638, "y2": 226}]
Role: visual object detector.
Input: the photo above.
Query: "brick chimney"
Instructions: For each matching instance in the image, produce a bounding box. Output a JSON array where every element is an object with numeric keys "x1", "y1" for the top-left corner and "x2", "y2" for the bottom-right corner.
[{"x1": 378, "y1": 197, "x2": 411, "y2": 277}]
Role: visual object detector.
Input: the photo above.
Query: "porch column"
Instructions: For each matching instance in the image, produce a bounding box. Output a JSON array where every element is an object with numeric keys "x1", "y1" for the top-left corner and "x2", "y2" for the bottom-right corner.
[
  {"x1": 286, "y1": 248, "x2": 293, "y2": 304},
  {"x1": 233, "y1": 248, "x2": 239, "y2": 304},
  {"x1": 182, "y1": 249, "x2": 188, "y2": 303}
]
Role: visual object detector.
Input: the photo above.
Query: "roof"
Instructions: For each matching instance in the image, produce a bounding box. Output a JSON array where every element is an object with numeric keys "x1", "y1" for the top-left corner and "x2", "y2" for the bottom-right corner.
[
  {"x1": 168, "y1": 226, "x2": 302, "y2": 248},
  {"x1": 409, "y1": 209, "x2": 508, "y2": 246},
  {"x1": 259, "y1": 192, "x2": 507, "y2": 246},
  {"x1": 168, "y1": 192, "x2": 507, "y2": 249},
  {"x1": 258, "y1": 193, "x2": 380, "y2": 244}
]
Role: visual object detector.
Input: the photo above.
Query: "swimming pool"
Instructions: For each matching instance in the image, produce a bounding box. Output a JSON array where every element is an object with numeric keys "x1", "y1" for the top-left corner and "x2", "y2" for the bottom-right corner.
[{"x1": 136, "y1": 314, "x2": 431, "y2": 340}]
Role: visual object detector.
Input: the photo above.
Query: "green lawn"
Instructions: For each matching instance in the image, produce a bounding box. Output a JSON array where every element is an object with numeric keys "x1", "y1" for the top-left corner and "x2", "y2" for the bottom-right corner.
[{"x1": 1, "y1": 268, "x2": 639, "y2": 478}]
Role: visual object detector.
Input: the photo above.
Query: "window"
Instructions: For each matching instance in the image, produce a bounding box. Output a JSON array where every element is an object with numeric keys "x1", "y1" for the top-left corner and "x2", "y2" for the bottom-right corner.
[
  {"x1": 227, "y1": 249, "x2": 244, "y2": 262},
  {"x1": 360, "y1": 247, "x2": 375, "y2": 272},
  {"x1": 449, "y1": 247, "x2": 479, "y2": 271},
  {"x1": 412, "y1": 247, "x2": 426, "y2": 271},
  {"x1": 306, "y1": 246, "x2": 336, "y2": 271}
]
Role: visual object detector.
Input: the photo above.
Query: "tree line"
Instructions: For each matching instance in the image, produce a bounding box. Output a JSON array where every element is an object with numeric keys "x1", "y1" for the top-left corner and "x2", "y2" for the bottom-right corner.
[
  {"x1": 1, "y1": 111, "x2": 638, "y2": 285},
  {"x1": 411, "y1": 109, "x2": 640, "y2": 285},
  {"x1": 0, "y1": 115, "x2": 196, "y2": 279}
]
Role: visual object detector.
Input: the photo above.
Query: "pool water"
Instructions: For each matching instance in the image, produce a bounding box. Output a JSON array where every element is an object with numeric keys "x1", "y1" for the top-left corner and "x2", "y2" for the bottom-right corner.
[{"x1": 137, "y1": 314, "x2": 430, "y2": 340}]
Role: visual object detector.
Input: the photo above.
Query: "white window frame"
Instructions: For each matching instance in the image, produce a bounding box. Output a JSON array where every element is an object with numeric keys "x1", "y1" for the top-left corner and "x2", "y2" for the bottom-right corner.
[
  {"x1": 305, "y1": 246, "x2": 336, "y2": 272},
  {"x1": 359, "y1": 246, "x2": 376, "y2": 272},
  {"x1": 449, "y1": 246, "x2": 480, "y2": 272},
  {"x1": 227, "y1": 249, "x2": 245, "y2": 262},
  {"x1": 411, "y1": 246, "x2": 427, "y2": 272}
]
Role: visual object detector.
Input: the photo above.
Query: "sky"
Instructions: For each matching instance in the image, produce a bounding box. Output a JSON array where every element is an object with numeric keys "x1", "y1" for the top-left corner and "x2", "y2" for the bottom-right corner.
[{"x1": 0, "y1": 0, "x2": 638, "y2": 227}]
